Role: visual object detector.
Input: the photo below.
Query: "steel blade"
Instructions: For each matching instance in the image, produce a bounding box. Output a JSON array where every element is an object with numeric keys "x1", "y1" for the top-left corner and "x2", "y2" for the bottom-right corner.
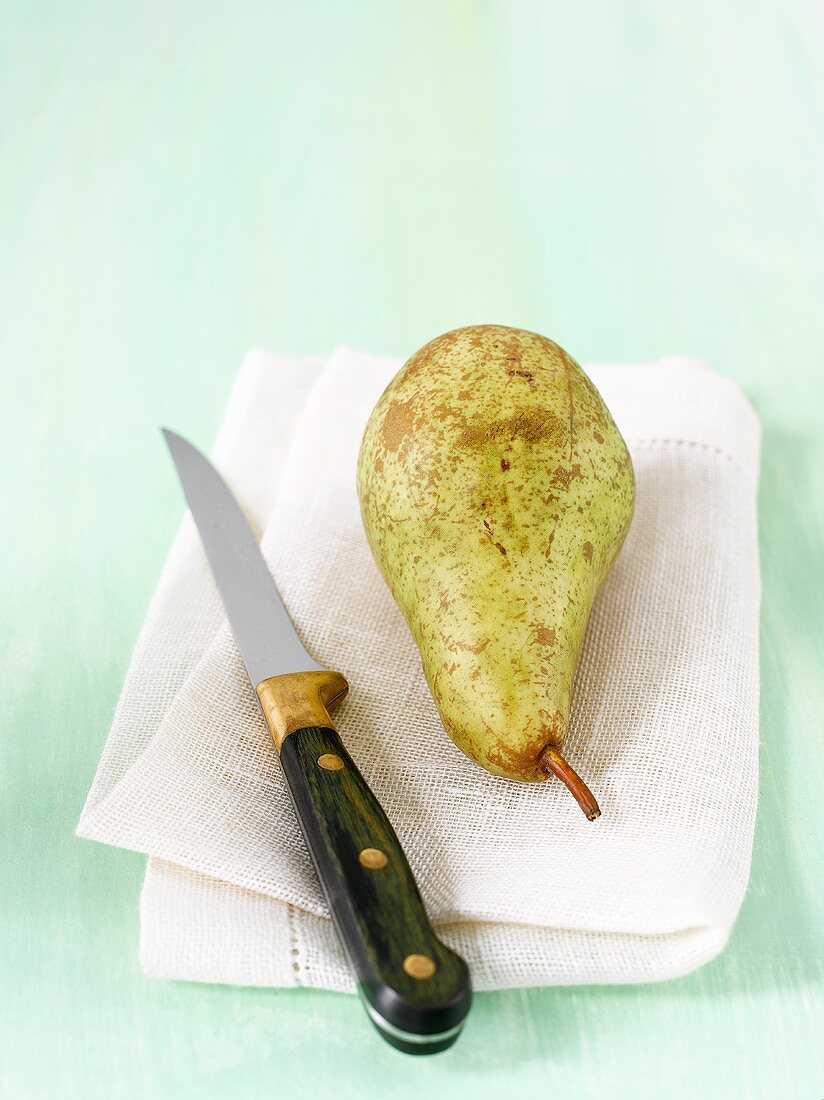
[{"x1": 162, "y1": 429, "x2": 323, "y2": 686}]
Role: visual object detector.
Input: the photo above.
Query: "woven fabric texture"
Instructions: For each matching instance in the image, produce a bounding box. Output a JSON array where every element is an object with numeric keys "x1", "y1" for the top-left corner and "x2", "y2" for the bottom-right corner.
[{"x1": 78, "y1": 347, "x2": 761, "y2": 991}]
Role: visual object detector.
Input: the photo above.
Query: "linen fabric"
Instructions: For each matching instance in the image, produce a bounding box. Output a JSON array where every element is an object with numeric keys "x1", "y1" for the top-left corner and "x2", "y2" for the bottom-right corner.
[{"x1": 78, "y1": 346, "x2": 761, "y2": 992}]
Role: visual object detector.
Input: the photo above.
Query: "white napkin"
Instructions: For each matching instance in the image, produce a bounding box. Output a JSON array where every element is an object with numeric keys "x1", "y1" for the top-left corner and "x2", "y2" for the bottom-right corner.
[{"x1": 78, "y1": 347, "x2": 761, "y2": 992}]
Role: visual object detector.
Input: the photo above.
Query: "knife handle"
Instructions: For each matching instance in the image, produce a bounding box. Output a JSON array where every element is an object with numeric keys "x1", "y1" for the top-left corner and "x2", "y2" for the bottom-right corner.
[{"x1": 256, "y1": 672, "x2": 471, "y2": 1055}]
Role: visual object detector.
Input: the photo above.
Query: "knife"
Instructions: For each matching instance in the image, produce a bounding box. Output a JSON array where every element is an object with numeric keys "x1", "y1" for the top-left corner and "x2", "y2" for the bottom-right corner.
[{"x1": 163, "y1": 430, "x2": 471, "y2": 1054}]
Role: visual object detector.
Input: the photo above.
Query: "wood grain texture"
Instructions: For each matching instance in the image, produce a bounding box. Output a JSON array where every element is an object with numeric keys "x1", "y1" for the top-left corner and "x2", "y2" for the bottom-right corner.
[
  {"x1": 1, "y1": 0, "x2": 822, "y2": 1096},
  {"x1": 279, "y1": 726, "x2": 471, "y2": 1051}
]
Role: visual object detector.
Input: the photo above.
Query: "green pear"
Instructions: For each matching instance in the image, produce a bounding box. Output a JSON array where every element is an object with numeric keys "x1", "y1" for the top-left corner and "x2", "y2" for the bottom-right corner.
[{"x1": 357, "y1": 325, "x2": 635, "y2": 818}]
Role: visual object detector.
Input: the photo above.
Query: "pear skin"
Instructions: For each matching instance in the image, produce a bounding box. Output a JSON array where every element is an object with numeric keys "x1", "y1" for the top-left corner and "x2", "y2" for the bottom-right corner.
[{"x1": 357, "y1": 325, "x2": 635, "y2": 818}]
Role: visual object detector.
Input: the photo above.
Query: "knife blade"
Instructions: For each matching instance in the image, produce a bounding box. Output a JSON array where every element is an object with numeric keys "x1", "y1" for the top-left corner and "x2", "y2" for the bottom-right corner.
[{"x1": 163, "y1": 429, "x2": 471, "y2": 1054}]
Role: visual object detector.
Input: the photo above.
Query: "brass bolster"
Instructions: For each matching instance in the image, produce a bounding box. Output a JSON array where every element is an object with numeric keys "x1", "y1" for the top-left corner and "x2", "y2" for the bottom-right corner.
[{"x1": 255, "y1": 670, "x2": 349, "y2": 752}]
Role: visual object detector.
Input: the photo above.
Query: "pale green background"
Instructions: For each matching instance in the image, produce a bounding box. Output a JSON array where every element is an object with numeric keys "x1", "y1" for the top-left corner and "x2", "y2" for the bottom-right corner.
[{"x1": 1, "y1": 1, "x2": 822, "y2": 1097}]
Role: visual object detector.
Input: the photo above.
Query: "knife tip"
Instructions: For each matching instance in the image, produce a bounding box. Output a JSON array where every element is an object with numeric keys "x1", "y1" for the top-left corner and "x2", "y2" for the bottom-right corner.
[{"x1": 161, "y1": 427, "x2": 183, "y2": 451}]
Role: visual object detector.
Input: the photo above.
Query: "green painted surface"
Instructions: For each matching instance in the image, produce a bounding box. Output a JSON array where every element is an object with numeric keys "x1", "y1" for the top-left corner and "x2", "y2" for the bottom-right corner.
[{"x1": 1, "y1": 1, "x2": 821, "y2": 1096}]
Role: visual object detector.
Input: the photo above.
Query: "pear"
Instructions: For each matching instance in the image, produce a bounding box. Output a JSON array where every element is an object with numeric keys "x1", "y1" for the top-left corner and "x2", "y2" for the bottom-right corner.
[{"x1": 357, "y1": 325, "x2": 635, "y2": 818}]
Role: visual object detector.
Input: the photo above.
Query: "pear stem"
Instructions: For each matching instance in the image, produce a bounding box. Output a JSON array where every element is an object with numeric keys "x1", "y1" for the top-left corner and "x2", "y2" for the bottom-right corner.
[{"x1": 539, "y1": 748, "x2": 601, "y2": 821}]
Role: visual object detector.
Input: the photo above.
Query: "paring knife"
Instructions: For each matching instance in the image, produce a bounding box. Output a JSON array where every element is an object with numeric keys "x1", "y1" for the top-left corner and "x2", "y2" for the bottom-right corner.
[{"x1": 163, "y1": 430, "x2": 471, "y2": 1054}]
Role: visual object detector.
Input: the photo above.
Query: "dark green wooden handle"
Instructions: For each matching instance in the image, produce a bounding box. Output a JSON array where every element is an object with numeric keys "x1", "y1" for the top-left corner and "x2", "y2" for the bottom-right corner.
[{"x1": 278, "y1": 726, "x2": 471, "y2": 1054}]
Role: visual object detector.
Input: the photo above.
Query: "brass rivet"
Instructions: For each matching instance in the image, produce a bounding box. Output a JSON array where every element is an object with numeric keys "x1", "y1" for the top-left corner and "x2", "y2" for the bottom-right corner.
[
  {"x1": 317, "y1": 753, "x2": 345, "y2": 771},
  {"x1": 358, "y1": 847, "x2": 388, "y2": 870},
  {"x1": 403, "y1": 954, "x2": 437, "y2": 980}
]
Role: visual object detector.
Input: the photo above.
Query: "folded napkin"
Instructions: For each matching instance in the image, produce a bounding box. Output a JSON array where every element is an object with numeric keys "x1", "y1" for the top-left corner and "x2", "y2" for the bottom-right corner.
[{"x1": 78, "y1": 347, "x2": 761, "y2": 992}]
